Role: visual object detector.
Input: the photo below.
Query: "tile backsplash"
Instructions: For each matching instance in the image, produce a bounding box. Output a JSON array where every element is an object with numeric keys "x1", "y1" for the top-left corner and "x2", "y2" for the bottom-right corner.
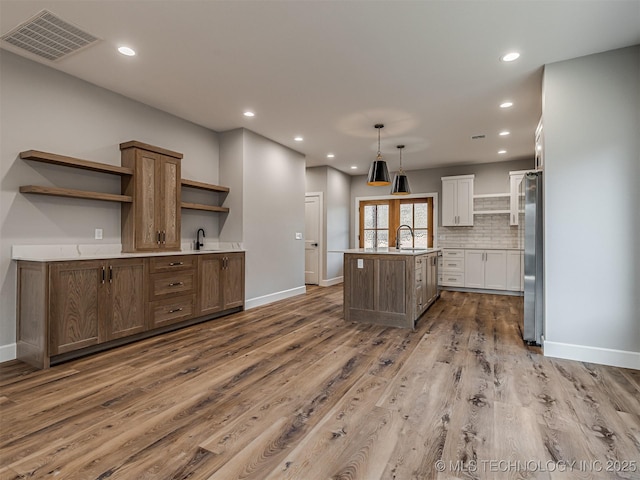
[{"x1": 437, "y1": 197, "x2": 524, "y2": 249}]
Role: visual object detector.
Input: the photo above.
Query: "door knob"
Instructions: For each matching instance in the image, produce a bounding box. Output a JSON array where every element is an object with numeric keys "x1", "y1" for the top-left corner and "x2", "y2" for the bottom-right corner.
[{"x1": 311, "y1": 243, "x2": 318, "y2": 247}]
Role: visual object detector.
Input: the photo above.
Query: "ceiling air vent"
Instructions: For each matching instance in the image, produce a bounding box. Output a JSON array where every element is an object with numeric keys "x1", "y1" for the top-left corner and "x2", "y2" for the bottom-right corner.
[{"x1": 1, "y1": 10, "x2": 99, "y2": 62}]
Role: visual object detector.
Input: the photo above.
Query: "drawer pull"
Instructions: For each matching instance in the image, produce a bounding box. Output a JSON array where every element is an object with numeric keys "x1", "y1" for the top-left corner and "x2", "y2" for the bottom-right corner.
[
  {"x1": 168, "y1": 307, "x2": 183, "y2": 314},
  {"x1": 448, "y1": 277, "x2": 457, "y2": 281},
  {"x1": 169, "y1": 262, "x2": 184, "y2": 266},
  {"x1": 168, "y1": 282, "x2": 184, "y2": 287}
]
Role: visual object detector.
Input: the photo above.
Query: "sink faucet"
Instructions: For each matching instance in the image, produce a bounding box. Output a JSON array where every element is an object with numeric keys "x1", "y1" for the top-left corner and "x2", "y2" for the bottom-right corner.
[
  {"x1": 395, "y1": 224, "x2": 414, "y2": 250},
  {"x1": 196, "y1": 228, "x2": 205, "y2": 250}
]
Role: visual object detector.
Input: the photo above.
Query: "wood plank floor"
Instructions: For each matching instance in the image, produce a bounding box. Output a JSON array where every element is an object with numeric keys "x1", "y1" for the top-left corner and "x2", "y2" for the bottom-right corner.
[{"x1": 1, "y1": 287, "x2": 639, "y2": 480}]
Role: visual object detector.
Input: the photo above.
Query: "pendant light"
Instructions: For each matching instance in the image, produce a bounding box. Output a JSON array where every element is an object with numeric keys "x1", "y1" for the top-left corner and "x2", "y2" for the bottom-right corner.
[
  {"x1": 391, "y1": 144, "x2": 411, "y2": 195},
  {"x1": 366, "y1": 124, "x2": 390, "y2": 186}
]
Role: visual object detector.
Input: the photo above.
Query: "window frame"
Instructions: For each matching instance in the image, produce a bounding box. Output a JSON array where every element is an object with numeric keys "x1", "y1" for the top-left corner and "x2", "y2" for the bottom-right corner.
[{"x1": 356, "y1": 193, "x2": 437, "y2": 249}]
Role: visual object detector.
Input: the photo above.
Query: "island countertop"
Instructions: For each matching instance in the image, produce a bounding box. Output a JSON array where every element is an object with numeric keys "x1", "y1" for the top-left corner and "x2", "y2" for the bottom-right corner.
[{"x1": 337, "y1": 247, "x2": 441, "y2": 256}]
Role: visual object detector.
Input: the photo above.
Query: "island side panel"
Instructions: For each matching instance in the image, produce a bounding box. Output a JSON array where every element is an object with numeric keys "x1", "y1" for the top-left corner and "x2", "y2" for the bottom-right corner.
[
  {"x1": 343, "y1": 253, "x2": 415, "y2": 329},
  {"x1": 16, "y1": 261, "x2": 50, "y2": 369}
]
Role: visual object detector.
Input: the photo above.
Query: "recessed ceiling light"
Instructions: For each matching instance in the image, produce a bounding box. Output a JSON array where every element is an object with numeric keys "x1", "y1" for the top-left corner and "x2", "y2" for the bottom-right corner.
[
  {"x1": 500, "y1": 102, "x2": 513, "y2": 108},
  {"x1": 243, "y1": 111, "x2": 255, "y2": 117},
  {"x1": 501, "y1": 52, "x2": 520, "y2": 62},
  {"x1": 499, "y1": 131, "x2": 510, "y2": 136},
  {"x1": 327, "y1": 153, "x2": 335, "y2": 158},
  {"x1": 498, "y1": 150, "x2": 507, "y2": 154},
  {"x1": 294, "y1": 136, "x2": 303, "y2": 142},
  {"x1": 350, "y1": 166, "x2": 357, "y2": 169},
  {"x1": 118, "y1": 46, "x2": 136, "y2": 56}
]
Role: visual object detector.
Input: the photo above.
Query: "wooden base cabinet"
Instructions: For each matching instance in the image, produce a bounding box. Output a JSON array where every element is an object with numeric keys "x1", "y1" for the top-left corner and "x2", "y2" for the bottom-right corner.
[
  {"x1": 198, "y1": 253, "x2": 245, "y2": 315},
  {"x1": 50, "y1": 258, "x2": 147, "y2": 354},
  {"x1": 344, "y1": 252, "x2": 438, "y2": 329},
  {"x1": 16, "y1": 252, "x2": 244, "y2": 369},
  {"x1": 17, "y1": 258, "x2": 147, "y2": 368}
]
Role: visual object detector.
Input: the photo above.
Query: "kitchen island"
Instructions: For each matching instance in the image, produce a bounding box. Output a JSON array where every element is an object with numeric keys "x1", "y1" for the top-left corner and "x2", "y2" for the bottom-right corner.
[{"x1": 343, "y1": 248, "x2": 440, "y2": 329}]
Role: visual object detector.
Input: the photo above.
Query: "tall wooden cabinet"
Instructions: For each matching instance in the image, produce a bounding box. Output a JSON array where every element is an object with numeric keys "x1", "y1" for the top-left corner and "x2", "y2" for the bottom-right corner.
[{"x1": 120, "y1": 141, "x2": 182, "y2": 252}]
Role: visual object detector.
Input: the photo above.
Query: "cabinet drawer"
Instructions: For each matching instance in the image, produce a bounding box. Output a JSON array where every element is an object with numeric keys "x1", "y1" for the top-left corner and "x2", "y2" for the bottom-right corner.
[
  {"x1": 440, "y1": 272, "x2": 464, "y2": 287},
  {"x1": 149, "y1": 255, "x2": 195, "y2": 273},
  {"x1": 150, "y1": 270, "x2": 195, "y2": 299},
  {"x1": 443, "y1": 249, "x2": 464, "y2": 259},
  {"x1": 441, "y1": 258, "x2": 464, "y2": 272},
  {"x1": 149, "y1": 295, "x2": 195, "y2": 328}
]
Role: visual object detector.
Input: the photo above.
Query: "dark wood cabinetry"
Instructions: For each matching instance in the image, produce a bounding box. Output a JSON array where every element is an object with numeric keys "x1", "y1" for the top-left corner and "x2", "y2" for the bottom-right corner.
[
  {"x1": 344, "y1": 251, "x2": 439, "y2": 329},
  {"x1": 198, "y1": 253, "x2": 245, "y2": 315},
  {"x1": 49, "y1": 258, "x2": 146, "y2": 354},
  {"x1": 16, "y1": 252, "x2": 244, "y2": 369},
  {"x1": 120, "y1": 141, "x2": 182, "y2": 252},
  {"x1": 148, "y1": 255, "x2": 196, "y2": 329}
]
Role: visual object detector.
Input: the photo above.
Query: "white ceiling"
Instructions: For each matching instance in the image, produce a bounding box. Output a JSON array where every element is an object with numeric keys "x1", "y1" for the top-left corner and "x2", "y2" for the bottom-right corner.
[{"x1": 1, "y1": 1, "x2": 639, "y2": 174}]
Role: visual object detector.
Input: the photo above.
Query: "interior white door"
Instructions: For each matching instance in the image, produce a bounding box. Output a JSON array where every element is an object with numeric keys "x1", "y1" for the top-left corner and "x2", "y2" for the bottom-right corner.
[{"x1": 305, "y1": 195, "x2": 321, "y2": 285}]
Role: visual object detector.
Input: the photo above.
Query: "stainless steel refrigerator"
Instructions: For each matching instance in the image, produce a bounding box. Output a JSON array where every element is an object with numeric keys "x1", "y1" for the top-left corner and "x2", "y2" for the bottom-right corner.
[{"x1": 523, "y1": 171, "x2": 543, "y2": 345}]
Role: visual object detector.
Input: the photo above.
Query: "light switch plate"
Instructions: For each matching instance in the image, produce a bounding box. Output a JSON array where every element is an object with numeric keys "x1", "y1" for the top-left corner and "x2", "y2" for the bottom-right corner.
[
  {"x1": 95, "y1": 228, "x2": 103, "y2": 240},
  {"x1": 357, "y1": 259, "x2": 364, "y2": 269},
  {"x1": 295, "y1": 232, "x2": 303, "y2": 240}
]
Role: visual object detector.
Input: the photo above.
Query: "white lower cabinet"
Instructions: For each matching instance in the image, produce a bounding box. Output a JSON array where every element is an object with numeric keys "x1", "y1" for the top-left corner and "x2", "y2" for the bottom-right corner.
[
  {"x1": 464, "y1": 250, "x2": 507, "y2": 290},
  {"x1": 439, "y1": 249, "x2": 465, "y2": 287},
  {"x1": 506, "y1": 250, "x2": 524, "y2": 291}
]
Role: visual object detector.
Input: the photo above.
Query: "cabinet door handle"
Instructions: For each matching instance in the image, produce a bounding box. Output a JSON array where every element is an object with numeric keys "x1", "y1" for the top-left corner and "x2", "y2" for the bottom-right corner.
[
  {"x1": 101, "y1": 266, "x2": 105, "y2": 284},
  {"x1": 162, "y1": 231, "x2": 166, "y2": 244},
  {"x1": 157, "y1": 231, "x2": 161, "y2": 245},
  {"x1": 168, "y1": 307, "x2": 183, "y2": 314},
  {"x1": 169, "y1": 262, "x2": 184, "y2": 266},
  {"x1": 109, "y1": 265, "x2": 113, "y2": 283},
  {"x1": 168, "y1": 281, "x2": 184, "y2": 287}
]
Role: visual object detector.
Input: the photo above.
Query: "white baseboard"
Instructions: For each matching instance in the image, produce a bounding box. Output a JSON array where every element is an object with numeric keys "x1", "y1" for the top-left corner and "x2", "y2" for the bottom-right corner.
[
  {"x1": 544, "y1": 340, "x2": 640, "y2": 370},
  {"x1": 245, "y1": 285, "x2": 307, "y2": 310},
  {"x1": 320, "y1": 276, "x2": 343, "y2": 287},
  {"x1": 0, "y1": 343, "x2": 17, "y2": 363}
]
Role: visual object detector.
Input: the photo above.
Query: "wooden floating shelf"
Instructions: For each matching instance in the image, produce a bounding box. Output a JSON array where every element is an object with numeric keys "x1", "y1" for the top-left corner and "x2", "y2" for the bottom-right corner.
[
  {"x1": 181, "y1": 202, "x2": 229, "y2": 213},
  {"x1": 181, "y1": 179, "x2": 229, "y2": 193},
  {"x1": 20, "y1": 150, "x2": 133, "y2": 176},
  {"x1": 20, "y1": 185, "x2": 133, "y2": 203}
]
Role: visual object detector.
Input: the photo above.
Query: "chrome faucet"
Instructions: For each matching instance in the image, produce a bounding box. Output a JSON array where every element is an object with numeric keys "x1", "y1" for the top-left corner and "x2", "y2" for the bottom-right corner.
[
  {"x1": 395, "y1": 224, "x2": 414, "y2": 250},
  {"x1": 196, "y1": 228, "x2": 205, "y2": 250}
]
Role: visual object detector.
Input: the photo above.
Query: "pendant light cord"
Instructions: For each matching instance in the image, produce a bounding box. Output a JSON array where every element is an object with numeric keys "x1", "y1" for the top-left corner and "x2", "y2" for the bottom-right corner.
[
  {"x1": 397, "y1": 144, "x2": 405, "y2": 173},
  {"x1": 375, "y1": 124, "x2": 384, "y2": 160}
]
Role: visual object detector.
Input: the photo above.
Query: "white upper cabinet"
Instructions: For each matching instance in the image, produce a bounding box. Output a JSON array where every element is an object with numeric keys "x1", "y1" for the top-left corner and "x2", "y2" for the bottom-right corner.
[
  {"x1": 535, "y1": 118, "x2": 544, "y2": 171},
  {"x1": 509, "y1": 170, "x2": 534, "y2": 226},
  {"x1": 442, "y1": 175, "x2": 474, "y2": 226}
]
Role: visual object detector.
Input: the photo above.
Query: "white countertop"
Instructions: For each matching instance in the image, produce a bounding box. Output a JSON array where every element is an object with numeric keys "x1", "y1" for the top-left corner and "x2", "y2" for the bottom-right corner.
[
  {"x1": 439, "y1": 246, "x2": 523, "y2": 250},
  {"x1": 339, "y1": 248, "x2": 441, "y2": 256},
  {"x1": 12, "y1": 242, "x2": 244, "y2": 262}
]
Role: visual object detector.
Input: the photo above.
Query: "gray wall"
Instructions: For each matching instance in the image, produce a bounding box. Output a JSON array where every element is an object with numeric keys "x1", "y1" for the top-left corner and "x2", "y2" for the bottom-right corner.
[
  {"x1": 0, "y1": 52, "x2": 221, "y2": 355},
  {"x1": 326, "y1": 167, "x2": 351, "y2": 280},
  {"x1": 349, "y1": 158, "x2": 533, "y2": 247},
  {"x1": 543, "y1": 46, "x2": 640, "y2": 365},
  {"x1": 305, "y1": 166, "x2": 351, "y2": 282},
  {"x1": 222, "y1": 129, "x2": 306, "y2": 303}
]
